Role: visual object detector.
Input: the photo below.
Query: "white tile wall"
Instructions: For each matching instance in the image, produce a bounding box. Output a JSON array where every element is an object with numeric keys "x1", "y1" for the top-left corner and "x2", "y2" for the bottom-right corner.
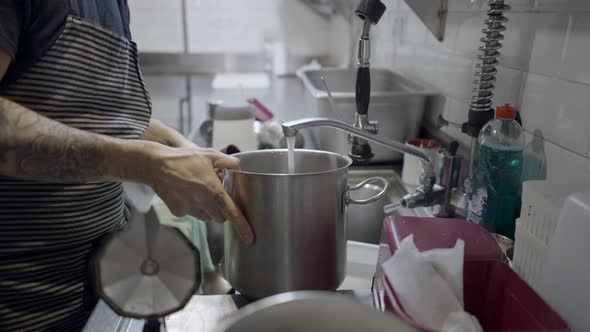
[
  {"x1": 492, "y1": 66, "x2": 525, "y2": 108},
  {"x1": 187, "y1": 0, "x2": 279, "y2": 53},
  {"x1": 435, "y1": 52, "x2": 474, "y2": 102},
  {"x1": 500, "y1": 12, "x2": 536, "y2": 71},
  {"x1": 451, "y1": 12, "x2": 484, "y2": 59},
  {"x1": 508, "y1": 0, "x2": 535, "y2": 12},
  {"x1": 526, "y1": 131, "x2": 590, "y2": 182},
  {"x1": 534, "y1": 0, "x2": 590, "y2": 12},
  {"x1": 446, "y1": 0, "x2": 534, "y2": 12},
  {"x1": 279, "y1": 1, "x2": 333, "y2": 56},
  {"x1": 441, "y1": 96, "x2": 469, "y2": 127},
  {"x1": 521, "y1": 73, "x2": 590, "y2": 156},
  {"x1": 446, "y1": 0, "x2": 485, "y2": 12},
  {"x1": 559, "y1": 13, "x2": 590, "y2": 85},
  {"x1": 432, "y1": 11, "x2": 461, "y2": 54},
  {"x1": 528, "y1": 12, "x2": 569, "y2": 77},
  {"x1": 128, "y1": 0, "x2": 185, "y2": 53},
  {"x1": 378, "y1": 0, "x2": 590, "y2": 183}
]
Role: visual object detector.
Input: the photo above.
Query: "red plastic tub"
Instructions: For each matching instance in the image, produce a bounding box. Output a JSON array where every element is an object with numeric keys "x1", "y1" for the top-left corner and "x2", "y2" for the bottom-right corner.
[{"x1": 372, "y1": 216, "x2": 569, "y2": 332}]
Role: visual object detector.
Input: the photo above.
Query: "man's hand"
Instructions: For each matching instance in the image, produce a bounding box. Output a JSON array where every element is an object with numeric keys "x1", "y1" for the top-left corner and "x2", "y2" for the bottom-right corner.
[
  {"x1": 0, "y1": 96, "x2": 255, "y2": 245},
  {"x1": 139, "y1": 118, "x2": 250, "y2": 236},
  {"x1": 145, "y1": 144, "x2": 254, "y2": 245}
]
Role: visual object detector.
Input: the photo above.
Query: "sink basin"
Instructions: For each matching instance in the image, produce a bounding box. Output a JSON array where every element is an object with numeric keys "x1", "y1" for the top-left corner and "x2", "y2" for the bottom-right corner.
[
  {"x1": 303, "y1": 68, "x2": 428, "y2": 97},
  {"x1": 347, "y1": 166, "x2": 431, "y2": 244},
  {"x1": 300, "y1": 68, "x2": 432, "y2": 162}
]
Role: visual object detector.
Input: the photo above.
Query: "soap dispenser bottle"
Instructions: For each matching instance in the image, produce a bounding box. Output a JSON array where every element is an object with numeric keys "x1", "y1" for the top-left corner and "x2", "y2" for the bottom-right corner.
[{"x1": 467, "y1": 104, "x2": 525, "y2": 239}]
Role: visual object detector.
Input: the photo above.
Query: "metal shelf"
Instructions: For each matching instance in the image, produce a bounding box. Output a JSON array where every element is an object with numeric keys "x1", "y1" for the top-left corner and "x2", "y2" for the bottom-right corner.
[{"x1": 138, "y1": 53, "x2": 266, "y2": 76}]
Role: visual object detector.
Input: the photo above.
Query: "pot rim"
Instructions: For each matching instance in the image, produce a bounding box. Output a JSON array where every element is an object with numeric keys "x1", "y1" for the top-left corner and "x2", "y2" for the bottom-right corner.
[{"x1": 226, "y1": 149, "x2": 353, "y2": 177}]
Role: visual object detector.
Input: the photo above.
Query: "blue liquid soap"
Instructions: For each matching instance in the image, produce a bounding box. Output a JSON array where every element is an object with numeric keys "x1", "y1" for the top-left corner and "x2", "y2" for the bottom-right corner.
[{"x1": 467, "y1": 104, "x2": 525, "y2": 239}]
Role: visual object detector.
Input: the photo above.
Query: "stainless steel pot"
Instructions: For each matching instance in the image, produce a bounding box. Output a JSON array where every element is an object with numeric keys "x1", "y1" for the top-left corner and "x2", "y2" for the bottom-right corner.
[
  {"x1": 215, "y1": 291, "x2": 417, "y2": 332},
  {"x1": 223, "y1": 149, "x2": 388, "y2": 299}
]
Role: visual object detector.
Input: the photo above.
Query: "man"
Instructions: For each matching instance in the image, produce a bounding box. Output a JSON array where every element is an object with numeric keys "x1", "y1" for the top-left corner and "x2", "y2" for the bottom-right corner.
[{"x1": 0, "y1": 1, "x2": 254, "y2": 331}]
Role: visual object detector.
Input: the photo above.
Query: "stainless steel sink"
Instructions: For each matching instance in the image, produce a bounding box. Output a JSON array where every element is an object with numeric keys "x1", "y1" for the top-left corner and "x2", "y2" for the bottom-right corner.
[
  {"x1": 348, "y1": 166, "x2": 431, "y2": 244},
  {"x1": 303, "y1": 68, "x2": 428, "y2": 96},
  {"x1": 300, "y1": 68, "x2": 432, "y2": 162}
]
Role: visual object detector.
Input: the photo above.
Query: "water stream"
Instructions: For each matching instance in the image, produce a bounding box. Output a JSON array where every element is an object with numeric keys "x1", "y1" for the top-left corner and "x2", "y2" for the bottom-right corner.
[{"x1": 287, "y1": 136, "x2": 296, "y2": 174}]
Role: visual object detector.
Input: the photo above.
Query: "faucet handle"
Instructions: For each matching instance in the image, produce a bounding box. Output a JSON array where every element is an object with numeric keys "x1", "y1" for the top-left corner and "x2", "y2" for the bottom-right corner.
[
  {"x1": 436, "y1": 147, "x2": 462, "y2": 189},
  {"x1": 349, "y1": 138, "x2": 374, "y2": 164},
  {"x1": 348, "y1": 114, "x2": 378, "y2": 163},
  {"x1": 368, "y1": 120, "x2": 379, "y2": 134},
  {"x1": 352, "y1": 113, "x2": 378, "y2": 133}
]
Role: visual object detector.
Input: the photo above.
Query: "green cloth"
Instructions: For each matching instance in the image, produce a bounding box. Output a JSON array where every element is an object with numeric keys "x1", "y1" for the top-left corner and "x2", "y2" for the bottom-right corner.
[{"x1": 150, "y1": 196, "x2": 216, "y2": 274}]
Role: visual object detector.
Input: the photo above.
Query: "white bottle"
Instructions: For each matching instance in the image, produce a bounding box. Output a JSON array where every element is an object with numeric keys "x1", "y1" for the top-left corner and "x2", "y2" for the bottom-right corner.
[{"x1": 210, "y1": 100, "x2": 258, "y2": 152}]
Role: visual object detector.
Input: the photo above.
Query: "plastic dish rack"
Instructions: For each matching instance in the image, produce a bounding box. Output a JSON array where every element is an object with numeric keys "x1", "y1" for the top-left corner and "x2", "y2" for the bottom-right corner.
[{"x1": 514, "y1": 180, "x2": 590, "y2": 289}]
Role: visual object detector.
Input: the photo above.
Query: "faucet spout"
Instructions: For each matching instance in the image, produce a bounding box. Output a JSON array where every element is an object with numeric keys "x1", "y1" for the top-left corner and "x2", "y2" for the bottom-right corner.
[
  {"x1": 282, "y1": 117, "x2": 432, "y2": 165},
  {"x1": 282, "y1": 117, "x2": 464, "y2": 218}
]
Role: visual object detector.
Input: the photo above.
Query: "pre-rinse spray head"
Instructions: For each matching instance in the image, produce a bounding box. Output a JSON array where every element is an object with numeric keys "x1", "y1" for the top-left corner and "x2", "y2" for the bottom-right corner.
[{"x1": 354, "y1": 0, "x2": 386, "y2": 25}]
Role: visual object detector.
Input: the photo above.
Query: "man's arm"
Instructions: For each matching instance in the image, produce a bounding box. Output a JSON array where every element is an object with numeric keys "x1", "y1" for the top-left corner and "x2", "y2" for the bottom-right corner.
[
  {"x1": 0, "y1": 50, "x2": 254, "y2": 244},
  {"x1": 0, "y1": 97, "x2": 253, "y2": 243},
  {"x1": 141, "y1": 118, "x2": 192, "y2": 148},
  {"x1": 0, "y1": 50, "x2": 166, "y2": 182},
  {"x1": 0, "y1": 96, "x2": 148, "y2": 183}
]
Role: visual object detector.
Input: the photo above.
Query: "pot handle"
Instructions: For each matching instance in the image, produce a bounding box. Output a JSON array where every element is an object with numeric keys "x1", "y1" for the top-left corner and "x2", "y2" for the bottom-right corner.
[{"x1": 347, "y1": 177, "x2": 390, "y2": 205}]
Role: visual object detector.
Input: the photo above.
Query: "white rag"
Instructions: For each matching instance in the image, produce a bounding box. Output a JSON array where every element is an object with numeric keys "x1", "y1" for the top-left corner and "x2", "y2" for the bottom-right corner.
[{"x1": 381, "y1": 235, "x2": 482, "y2": 332}]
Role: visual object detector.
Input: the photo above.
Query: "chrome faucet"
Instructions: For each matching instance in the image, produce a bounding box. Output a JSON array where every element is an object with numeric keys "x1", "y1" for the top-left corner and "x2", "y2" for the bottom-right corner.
[
  {"x1": 282, "y1": 0, "x2": 465, "y2": 217},
  {"x1": 348, "y1": 0, "x2": 386, "y2": 163},
  {"x1": 282, "y1": 118, "x2": 464, "y2": 218}
]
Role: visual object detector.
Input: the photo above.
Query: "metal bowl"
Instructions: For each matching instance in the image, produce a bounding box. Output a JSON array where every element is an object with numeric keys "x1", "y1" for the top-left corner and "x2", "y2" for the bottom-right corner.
[{"x1": 215, "y1": 291, "x2": 417, "y2": 332}]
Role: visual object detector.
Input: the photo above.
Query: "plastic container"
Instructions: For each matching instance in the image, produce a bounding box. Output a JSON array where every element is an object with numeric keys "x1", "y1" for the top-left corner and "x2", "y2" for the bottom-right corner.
[
  {"x1": 513, "y1": 218, "x2": 548, "y2": 290},
  {"x1": 513, "y1": 180, "x2": 590, "y2": 289},
  {"x1": 209, "y1": 100, "x2": 258, "y2": 152},
  {"x1": 378, "y1": 216, "x2": 504, "y2": 262},
  {"x1": 373, "y1": 216, "x2": 569, "y2": 332},
  {"x1": 520, "y1": 180, "x2": 590, "y2": 245},
  {"x1": 538, "y1": 192, "x2": 590, "y2": 331},
  {"x1": 339, "y1": 241, "x2": 379, "y2": 290},
  {"x1": 467, "y1": 104, "x2": 526, "y2": 239}
]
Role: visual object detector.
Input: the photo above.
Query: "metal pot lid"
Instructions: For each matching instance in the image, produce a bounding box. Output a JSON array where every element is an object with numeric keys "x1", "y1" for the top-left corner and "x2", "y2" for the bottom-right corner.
[{"x1": 95, "y1": 217, "x2": 201, "y2": 319}]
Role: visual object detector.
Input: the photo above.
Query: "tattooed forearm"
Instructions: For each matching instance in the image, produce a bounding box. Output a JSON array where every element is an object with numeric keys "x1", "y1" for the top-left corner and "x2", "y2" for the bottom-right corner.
[
  {"x1": 0, "y1": 97, "x2": 132, "y2": 182},
  {"x1": 15, "y1": 118, "x2": 105, "y2": 181},
  {"x1": 0, "y1": 97, "x2": 107, "y2": 182}
]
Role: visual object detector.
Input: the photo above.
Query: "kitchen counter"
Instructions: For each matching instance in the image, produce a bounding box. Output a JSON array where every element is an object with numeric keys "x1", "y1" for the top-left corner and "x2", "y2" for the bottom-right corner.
[{"x1": 83, "y1": 289, "x2": 372, "y2": 332}]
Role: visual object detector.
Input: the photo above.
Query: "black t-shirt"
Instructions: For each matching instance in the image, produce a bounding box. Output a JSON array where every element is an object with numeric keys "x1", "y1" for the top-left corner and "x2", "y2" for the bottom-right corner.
[{"x1": 0, "y1": 0, "x2": 131, "y2": 85}]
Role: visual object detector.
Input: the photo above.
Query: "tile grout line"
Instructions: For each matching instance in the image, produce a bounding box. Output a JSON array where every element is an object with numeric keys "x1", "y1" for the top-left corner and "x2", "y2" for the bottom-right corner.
[{"x1": 524, "y1": 128, "x2": 589, "y2": 160}]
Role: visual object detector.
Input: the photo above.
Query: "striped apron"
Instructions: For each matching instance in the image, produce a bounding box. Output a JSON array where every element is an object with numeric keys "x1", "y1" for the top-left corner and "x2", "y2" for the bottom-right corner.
[{"x1": 0, "y1": 8, "x2": 152, "y2": 332}]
